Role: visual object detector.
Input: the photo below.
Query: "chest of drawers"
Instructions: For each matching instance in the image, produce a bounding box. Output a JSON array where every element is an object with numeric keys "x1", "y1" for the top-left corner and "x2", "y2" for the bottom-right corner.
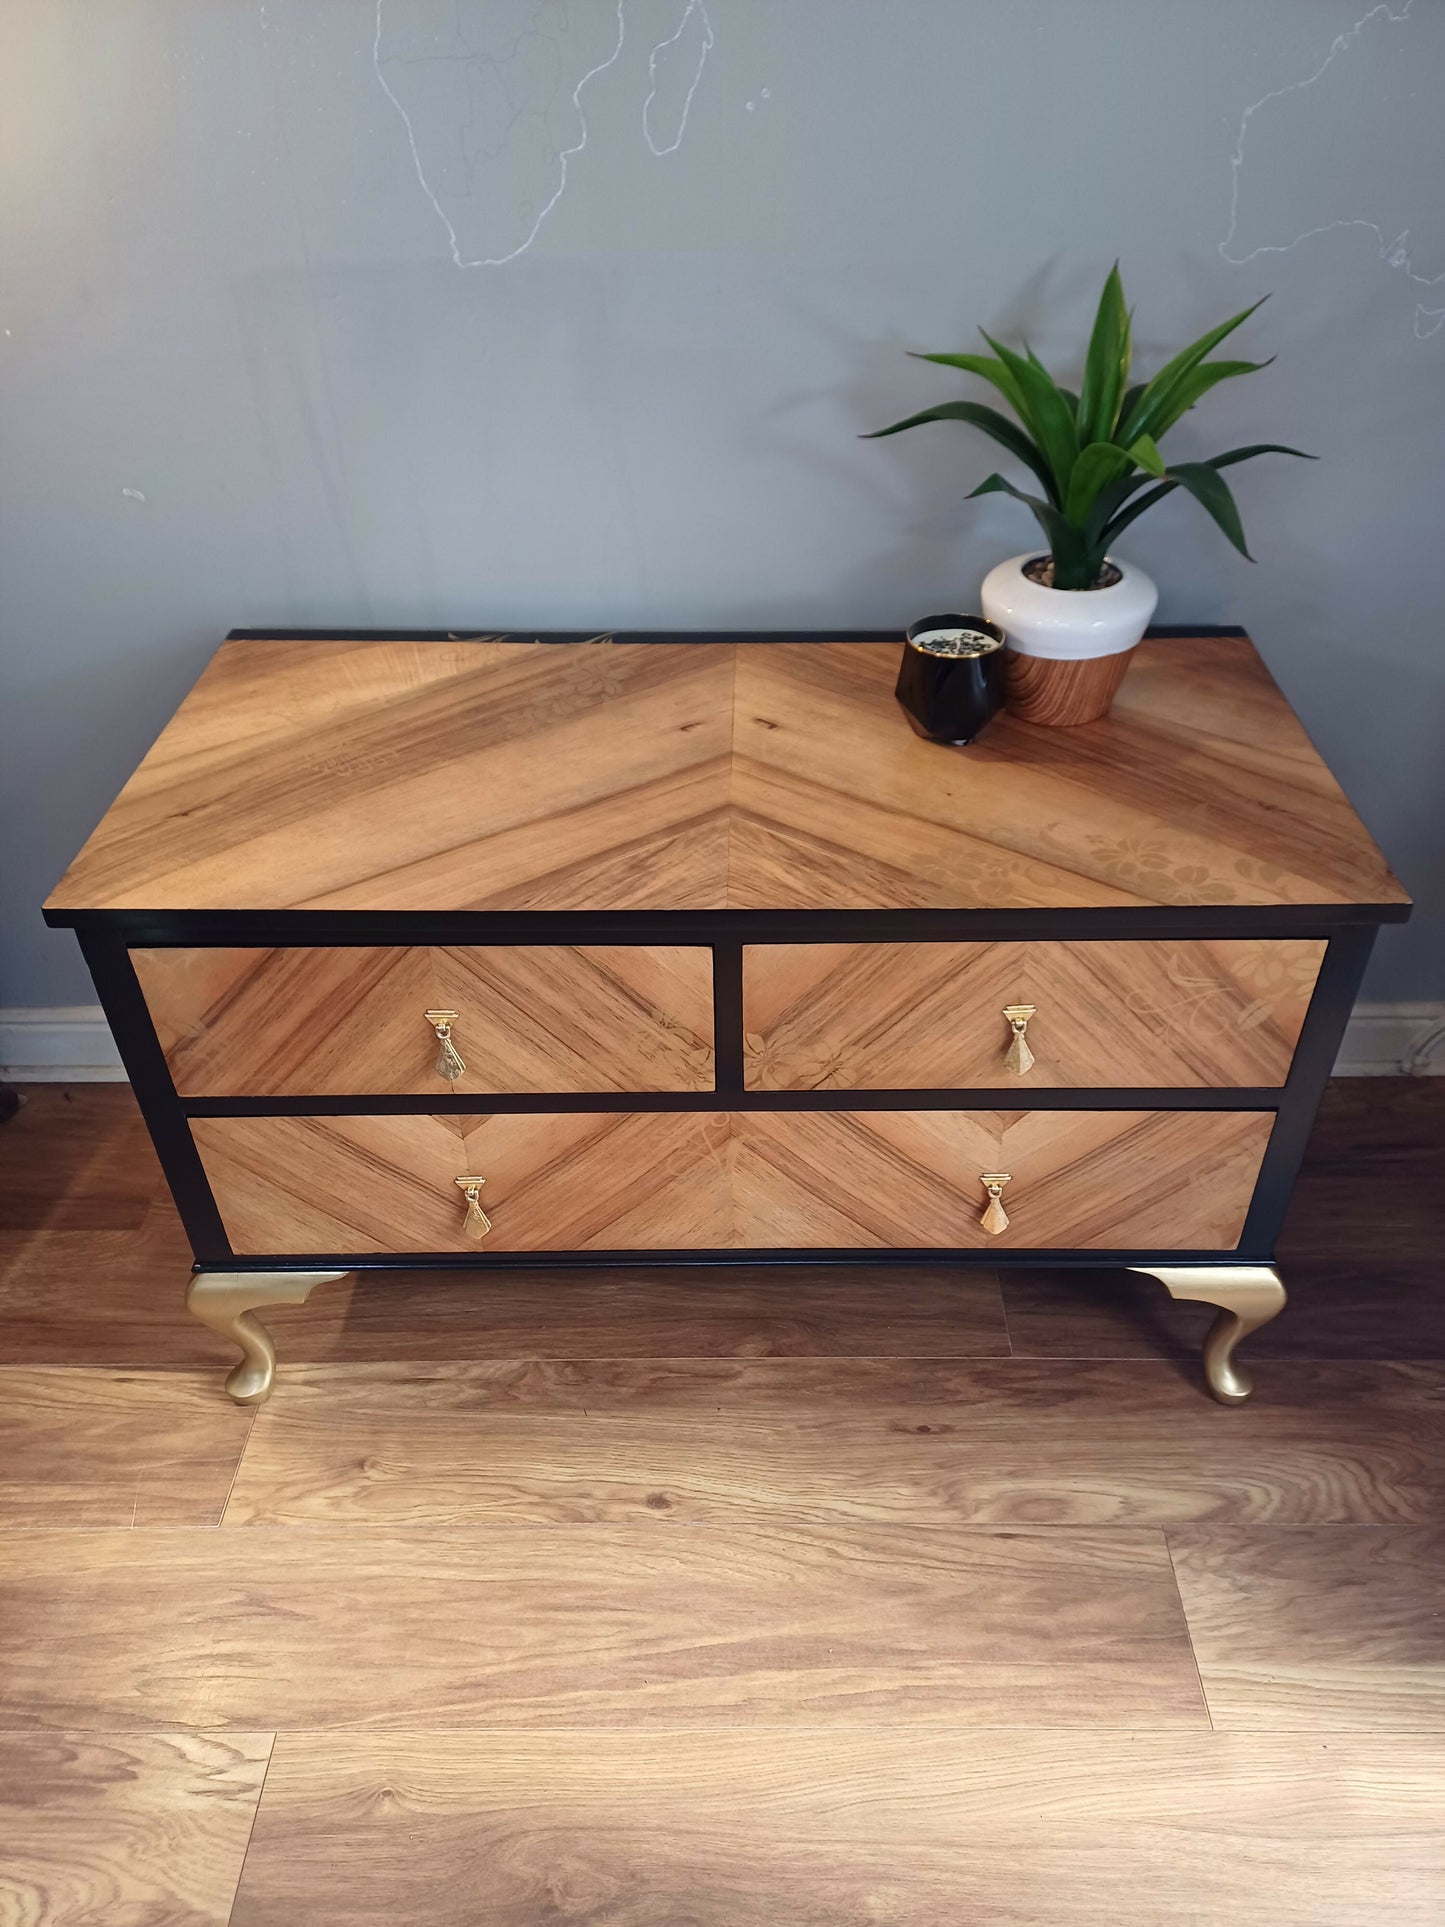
[{"x1": 45, "y1": 629, "x2": 1409, "y2": 1406}]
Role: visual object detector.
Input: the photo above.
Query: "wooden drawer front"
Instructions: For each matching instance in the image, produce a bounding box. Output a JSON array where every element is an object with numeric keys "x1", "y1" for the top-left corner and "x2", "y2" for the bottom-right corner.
[
  {"x1": 133, "y1": 945, "x2": 714, "y2": 1095},
  {"x1": 192, "y1": 1112, "x2": 734, "y2": 1254},
  {"x1": 743, "y1": 939, "x2": 1324, "y2": 1091},
  {"x1": 732, "y1": 1109, "x2": 1273, "y2": 1250},
  {"x1": 194, "y1": 1106, "x2": 1271, "y2": 1256}
]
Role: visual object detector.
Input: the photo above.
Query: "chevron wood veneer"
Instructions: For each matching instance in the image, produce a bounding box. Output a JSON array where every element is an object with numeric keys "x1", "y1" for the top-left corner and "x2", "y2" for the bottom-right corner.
[
  {"x1": 743, "y1": 939, "x2": 1326, "y2": 1090},
  {"x1": 191, "y1": 1112, "x2": 736, "y2": 1254},
  {"x1": 731, "y1": 1109, "x2": 1273, "y2": 1250},
  {"x1": 727, "y1": 640, "x2": 1405, "y2": 913},
  {"x1": 46, "y1": 635, "x2": 1406, "y2": 914},
  {"x1": 50, "y1": 640, "x2": 734, "y2": 915},
  {"x1": 192, "y1": 1108, "x2": 1271, "y2": 1256},
  {"x1": 133, "y1": 944, "x2": 715, "y2": 1095},
  {"x1": 43, "y1": 629, "x2": 1411, "y2": 1408}
]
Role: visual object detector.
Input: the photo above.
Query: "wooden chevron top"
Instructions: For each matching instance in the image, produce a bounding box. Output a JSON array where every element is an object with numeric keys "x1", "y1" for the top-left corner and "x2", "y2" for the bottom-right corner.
[{"x1": 46, "y1": 634, "x2": 1408, "y2": 915}]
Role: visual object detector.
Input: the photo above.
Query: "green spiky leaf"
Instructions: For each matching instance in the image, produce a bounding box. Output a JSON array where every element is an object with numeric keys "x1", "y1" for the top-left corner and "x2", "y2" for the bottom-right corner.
[
  {"x1": 1118, "y1": 298, "x2": 1268, "y2": 446},
  {"x1": 979, "y1": 331, "x2": 1080, "y2": 494},
  {"x1": 1076, "y1": 264, "x2": 1132, "y2": 445},
  {"x1": 910, "y1": 352, "x2": 1030, "y2": 422},
  {"x1": 969, "y1": 471, "x2": 1070, "y2": 548},
  {"x1": 1165, "y1": 463, "x2": 1253, "y2": 557},
  {"x1": 1063, "y1": 442, "x2": 1134, "y2": 524},
  {"x1": 1099, "y1": 444, "x2": 1314, "y2": 552},
  {"x1": 869, "y1": 273, "x2": 1306, "y2": 582},
  {"x1": 969, "y1": 472, "x2": 1091, "y2": 585},
  {"x1": 861, "y1": 400, "x2": 1056, "y2": 500},
  {"x1": 1060, "y1": 433, "x2": 1166, "y2": 525},
  {"x1": 1142, "y1": 358, "x2": 1275, "y2": 441},
  {"x1": 1083, "y1": 469, "x2": 1155, "y2": 553}
]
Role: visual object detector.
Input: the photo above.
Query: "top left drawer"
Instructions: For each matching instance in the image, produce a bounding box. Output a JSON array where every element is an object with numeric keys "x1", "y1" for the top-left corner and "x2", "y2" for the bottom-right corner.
[{"x1": 130, "y1": 945, "x2": 716, "y2": 1096}]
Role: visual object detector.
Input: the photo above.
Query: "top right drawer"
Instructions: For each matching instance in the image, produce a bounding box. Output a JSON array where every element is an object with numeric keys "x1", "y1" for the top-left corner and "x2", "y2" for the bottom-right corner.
[{"x1": 742, "y1": 939, "x2": 1326, "y2": 1091}]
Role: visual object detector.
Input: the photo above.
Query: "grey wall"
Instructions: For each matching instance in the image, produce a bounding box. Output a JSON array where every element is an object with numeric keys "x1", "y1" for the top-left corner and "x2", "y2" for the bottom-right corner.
[{"x1": 3, "y1": 0, "x2": 1442, "y2": 1006}]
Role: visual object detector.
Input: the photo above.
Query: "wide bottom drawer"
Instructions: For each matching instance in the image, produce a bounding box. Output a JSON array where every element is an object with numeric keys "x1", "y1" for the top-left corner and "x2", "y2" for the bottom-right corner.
[{"x1": 192, "y1": 1108, "x2": 1274, "y2": 1255}]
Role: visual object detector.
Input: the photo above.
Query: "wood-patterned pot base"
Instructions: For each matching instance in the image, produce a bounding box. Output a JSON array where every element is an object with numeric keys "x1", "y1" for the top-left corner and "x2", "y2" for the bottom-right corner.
[{"x1": 1004, "y1": 646, "x2": 1134, "y2": 726}]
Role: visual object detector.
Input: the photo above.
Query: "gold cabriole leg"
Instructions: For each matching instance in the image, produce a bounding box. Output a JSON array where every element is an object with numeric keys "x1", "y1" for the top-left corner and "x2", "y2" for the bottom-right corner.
[
  {"x1": 186, "y1": 1271, "x2": 349, "y2": 1405},
  {"x1": 1127, "y1": 1265, "x2": 1286, "y2": 1406}
]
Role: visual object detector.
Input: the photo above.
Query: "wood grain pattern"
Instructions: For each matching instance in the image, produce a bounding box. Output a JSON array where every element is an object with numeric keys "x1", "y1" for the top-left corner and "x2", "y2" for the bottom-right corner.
[
  {"x1": 48, "y1": 637, "x2": 735, "y2": 914},
  {"x1": 1003, "y1": 1260, "x2": 1445, "y2": 1361},
  {"x1": 1170, "y1": 1526, "x2": 1445, "y2": 1729},
  {"x1": 3, "y1": 1080, "x2": 1445, "y2": 1925},
  {"x1": 1002, "y1": 1079, "x2": 1445, "y2": 1361},
  {"x1": 45, "y1": 636, "x2": 1408, "y2": 914},
  {"x1": 8, "y1": 1082, "x2": 1437, "y2": 1367},
  {"x1": 0, "y1": 1195, "x2": 1011, "y2": 1364},
  {"x1": 1003, "y1": 642, "x2": 1133, "y2": 724},
  {"x1": 0, "y1": 1367, "x2": 252, "y2": 1527},
  {"x1": 230, "y1": 1730, "x2": 1445, "y2": 1927},
  {"x1": 0, "y1": 1085, "x2": 162, "y2": 1232},
  {"x1": 192, "y1": 1110, "x2": 735, "y2": 1253},
  {"x1": 0, "y1": 1196, "x2": 219, "y2": 1367},
  {"x1": 0, "y1": 1524, "x2": 1203, "y2": 1731},
  {"x1": 222, "y1": 1357, "x2": 1445, "y2": 1528},
  {"x1": 193, "y1": 1107, "x2": 1272, "y2": 1255},
  {"x1": 133, "y1": 943, "x2": 715, "y2": 1095},
  {"x1": 1280, "y1": 1075, "x2": 1445, "y2": 1265},
  {"x1": 727, "y1": 637, "x2": 1408, "y2": 912},
  {"x1": 0, "y1": 1732, "x2": 271, "y2": 1927},
  {"x1": 732, "y1": 1108, "x2": 1274, "y2": 1249},
  {"x1": 259, "y1": 1262, "x2": 1012, "y2": 1361},
  {"x1": 744, "y1": 937, "x2": 1324, "y2": 1089}
]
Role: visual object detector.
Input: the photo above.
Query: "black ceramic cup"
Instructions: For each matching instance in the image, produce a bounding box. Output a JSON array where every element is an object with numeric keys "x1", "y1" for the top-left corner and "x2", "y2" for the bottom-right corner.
[{"x1": 895, "y1": 614, "x2": 1007, "y2": 745}]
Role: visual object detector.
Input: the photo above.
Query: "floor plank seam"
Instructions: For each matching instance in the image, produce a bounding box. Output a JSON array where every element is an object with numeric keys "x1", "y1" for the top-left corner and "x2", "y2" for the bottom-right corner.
[
  {"x1": 226, "y1": 1729, "x2": 276, "y2": 1926},
  {"x1": 996, "y1": 1283, "x2": 1016, "y2": 1361},
  {"x1": 1164, "y1": 1530, "x2": 1214, "y2": 1733},
  {"x1": 0, "y1": 1722, "x2": 1286, "y2": 1736},
  {"x1": 216, "y1": 1408, "x2": 259, "y2": 1529}
]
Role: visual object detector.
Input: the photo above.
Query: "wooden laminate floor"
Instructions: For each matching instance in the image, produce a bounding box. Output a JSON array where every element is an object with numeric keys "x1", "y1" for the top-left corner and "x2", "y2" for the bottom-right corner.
[{"x1": 0, "y1": 1080, "x2": 1442, "y2": 1925}]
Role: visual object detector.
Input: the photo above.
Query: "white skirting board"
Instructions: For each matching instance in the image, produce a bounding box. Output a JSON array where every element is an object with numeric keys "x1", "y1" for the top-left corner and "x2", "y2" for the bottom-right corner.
[
  {"x1": 2, "y1": 1002, "x2": 1443, "y2": 1083},
  {"x1": 0, "y1": 1008, "x2": 128, "y2": 1082},
  {"x1": 1334, "y1": 1003, "x2": 1445, "y2": 1076}
]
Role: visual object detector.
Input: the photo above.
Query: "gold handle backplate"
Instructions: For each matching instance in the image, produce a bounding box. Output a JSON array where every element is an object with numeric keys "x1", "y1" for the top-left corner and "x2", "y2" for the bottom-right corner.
[
  {"x1": 426, "y1": 1009, "x2": 466, "y2": 1082},
  {"x1": 455, "y1": 1175, "x2": 492, "y2": 1242},
  {"x1": 1002, "y1": 1004, "x2": 1036, "y2": 1076},
  {"x1": 979, "y1": 1172, "x2": 1012, "y2": 1236}
]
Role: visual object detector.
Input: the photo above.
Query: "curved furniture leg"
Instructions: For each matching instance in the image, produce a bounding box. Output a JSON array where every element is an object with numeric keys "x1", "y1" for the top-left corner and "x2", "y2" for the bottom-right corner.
[
  {"x1": 186, "y1": 1271, "x2": 349, "y2": 1405},
  {"x1": 1127, "y1": 1265, "x2": 1286, "y2": 1406}
]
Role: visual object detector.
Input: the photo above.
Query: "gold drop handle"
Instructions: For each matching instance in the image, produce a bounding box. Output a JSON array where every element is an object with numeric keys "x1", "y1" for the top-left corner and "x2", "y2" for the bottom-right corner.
[
  {"x1": 979, "y1": 1172, "x2": 1012, "y2": 1237},
  {"x1": 426, "y1": 1009, "x2": 466, "y2": 1083},
  {"x1": 1002, "y1": 1004, "x2": 1036, "y2": 1077},
  {"x1": 455, "y1": 1176, "x2": 491, "y2": 1242}
]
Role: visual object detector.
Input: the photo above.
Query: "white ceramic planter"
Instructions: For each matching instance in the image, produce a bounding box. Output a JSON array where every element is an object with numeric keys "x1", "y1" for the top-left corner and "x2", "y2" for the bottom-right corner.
[
  {"x1": 980, "y1": 553, "x2": 1158, "y2": 660},
  {"x1": 980, "y1": 552, "x2": 1159, "y2": 725}
]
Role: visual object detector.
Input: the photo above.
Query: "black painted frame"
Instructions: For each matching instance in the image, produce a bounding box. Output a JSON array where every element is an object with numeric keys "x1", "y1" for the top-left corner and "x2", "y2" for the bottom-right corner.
[{"x1": 45, "y1": 627, "x2": 1402, "y2": 1283}]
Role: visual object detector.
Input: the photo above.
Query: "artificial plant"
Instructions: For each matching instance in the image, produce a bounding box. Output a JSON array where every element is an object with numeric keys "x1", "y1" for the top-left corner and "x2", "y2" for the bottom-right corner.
[{"x1": 866, "y1": 265, "x2": 1312, "y2": 590}]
